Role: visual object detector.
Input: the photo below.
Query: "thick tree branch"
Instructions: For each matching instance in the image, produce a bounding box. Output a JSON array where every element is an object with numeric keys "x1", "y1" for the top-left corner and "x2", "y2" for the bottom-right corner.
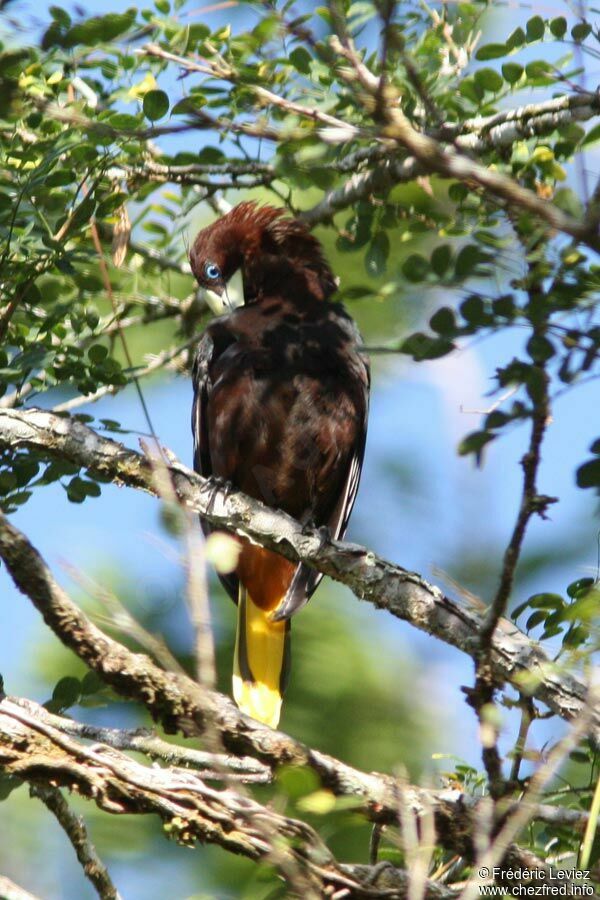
[
  {"x1": 0, "y1": 407, "x2": 595, "y2": 746},
  {"x1": 3, "y1": 695, "x2": 449, "y2": 899},
  {"x1": 119, "y1": 159, "x2": 275, "y2": 190}
]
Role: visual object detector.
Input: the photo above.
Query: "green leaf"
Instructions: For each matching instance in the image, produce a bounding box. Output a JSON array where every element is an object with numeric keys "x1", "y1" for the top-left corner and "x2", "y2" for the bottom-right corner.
[
  {"x1": 459, "y1": 78, "x2": 483, "y2": 104},
  {"x1": 431, "y1": 245, "x2": 452, "y2": 276},
  {"x1": 289, "y1": 47, "x2": 312, "y2": 74},
  {"x1": 365, "y1": 231, "x2": 390, "y2": 277},
  {"x1": 475, "y1": 43, "x2": 507, "y2": 61},
  {"x1": 511, "y1": 600, "x2": 531, "y2": 620},
  {"x1": 0, "y1": 471, "x2": 18, "y2": 494},
  {"x1": 50, "y1": 5, "x2": 71, "y2": 26},
  {"x1": 50, "y1": 676, "x2": 81, "y2": 711},
  {"x1": 66, "y1": 195, "x2": 96, "y2": 233},
  {"x1": 583, "y1": 123, "x2": 600, "y2": 148},
  {"x1": 526, "y1": 335, "x2": 555, "y2": 362},
  {"x1": 88, "y1": 344, "x2": 108, "y2": 363},
  {"x1": 401, "y1": 253, "x2": 429, "y2": 282},
  {"x1": 296, "y1": 789, "x2": 336, "y2": 814},
  {"x1": 448, "y1": 183, "x2": 468, "y2": 203},
  {"x1": 493, "y1": 295, "x2": 516, "y2": 318},
  {"x1": 485, "y1": 411, "x2": 508, "y2": 430},
  {"x1": 526, "y1": 16, "x2": 545, "y2": 42},
  {"x1": 277, "y1": 765, "x2": 320, "y2": 800},
  {"x1": 12, "y1": 459, "x2": 40, "y2": 488},
  {"x1": 455, "y1": 246, "x2": 491, "y2": 280},
  {"x1": 571, "y1": 22, "x2": 592, "y2": 41},
  {"x1": 526, "y1": 610, "x2": 547, "y2": 630},
  {"x1": 474, "y1": 67, "x2": 503, "y2": 93},
  {"x1": 566, "y1": 577, "x2": 595, "y2": 599},
  {"x1": 66, "y1": 476, "x2": 88, "y2": 503},
  {"x1": 83, "y1": 480, "x2": 101, "y2": 498},
  {"x1": 576, "y1": 459, "x2": 600, "y2": 488},
  {"x1": 563, "y1": 624, "x2": 589, "y2": 648},
  {"x1": 525, "y1": 60, "x2": 554, "y2": 83},
  {"x1": 63, "y1": 10, "x2": 136, "y2": 48},
  {"x1": 549, "y1": 17, "x2": 567, "y2": 38},
  {"x1": 506, "y1": 27, "x2": 526, "y2": 50},
  {"x1": 527, "y1": 593, "x2": 564, "y2": 610},
  {"x1": 81, "y1": 671, "x2": 105, "y2": 695},
  {"x1": 429, "y1": 307, "x2": 456, "y2": 335},
  {"x1": 401, "y1": 333, "x2": 454, "y2": 361},
  {"x1": 502, "y1": 62, "x2": 524, "y2": 85},
  {"x1": 553, "y1": 188, "x2": 584, "y2": 218},
  {"x1": 143, "y1": 89, "x2": 170, "y2": 121},
  {"x1": 458, "y1": 430, "x2": 496, "y2": 458}
]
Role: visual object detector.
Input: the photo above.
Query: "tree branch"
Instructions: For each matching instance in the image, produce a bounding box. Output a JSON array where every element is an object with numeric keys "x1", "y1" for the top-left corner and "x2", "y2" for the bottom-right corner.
[
  {"x1": 437, "y1": 91, "x2": 600, "y2": 153},
  {"x1": 0, "y1": 506, "x2": 579, "y2": 883},
  {"x1": 0, "y1": 407, "x2": 595, "y2": 745},
  {"x1": 52, "y1": 336, "x2": 198, "y2": 414},
  {"x1": 30, "y1": 784, "x2": 121, "y2": 900},
  {"x1": 0, "y1": 695, "x2": 455, "y2": 899},
  {"x1": 330, "y1": 36, "x2": 600, "y2": 252},
  {"x1": 303, "y1": 91, "x2": 600, "y2": 226},
  {"x1": 0, "y1": 877, "x2": 41, "y2": 900},
  {"x1": 9, "y1": 696, "x2": 270, "y2": 783},
  {"x1": 141, "y1": 43, "x2": 363, "y2": 138},
  {"x1": 119, "y1": 158, "x2": 275, "y2": 189},
  {"x1": 0, "y1": 509, "x2": 477, "y2": 850},
  {"x1": 469, "y1": 244, "x2": 556, "y2": 799},
  {"x1": 0, "y1": 492, "x2": 591, "y2": 884}
]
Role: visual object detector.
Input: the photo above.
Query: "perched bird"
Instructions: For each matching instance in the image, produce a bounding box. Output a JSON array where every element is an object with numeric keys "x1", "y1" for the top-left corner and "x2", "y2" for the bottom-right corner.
[{"x1": 190, "y1": 202, "x2": 369, "y2": 728}]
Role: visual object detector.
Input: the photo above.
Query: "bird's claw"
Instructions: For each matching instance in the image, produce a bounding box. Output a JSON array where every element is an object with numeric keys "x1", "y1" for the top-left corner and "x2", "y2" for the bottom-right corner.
[
  {"x1": 302, "y1": 522, "x2": 331, "y2": 547},
  {"x1": 207, "y1": 475, "x2": 233, "y2": 512}
]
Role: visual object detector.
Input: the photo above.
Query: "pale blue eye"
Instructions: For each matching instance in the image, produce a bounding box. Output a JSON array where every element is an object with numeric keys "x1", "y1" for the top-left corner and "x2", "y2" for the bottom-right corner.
[{"x1": 205, "y1": 262, "x2": 221, "y2": 281}]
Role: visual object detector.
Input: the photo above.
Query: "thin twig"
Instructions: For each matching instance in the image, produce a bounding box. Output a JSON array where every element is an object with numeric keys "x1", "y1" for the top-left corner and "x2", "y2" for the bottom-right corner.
[
  {"x1": 0, "y1": 877, "x2": 41, "y2": 900},
  {"x1": 89, "y1": 219, "x2": 166, "y2": 463},
  {"x1": 460, "y1": 691, "x2": 599, "y2": 900},
  {"x1": 30, "y1": 784, "x2": 121, "y2": 900},
  {"x1": 52, "y1": 336, "x2": 197, "y2": 413}
]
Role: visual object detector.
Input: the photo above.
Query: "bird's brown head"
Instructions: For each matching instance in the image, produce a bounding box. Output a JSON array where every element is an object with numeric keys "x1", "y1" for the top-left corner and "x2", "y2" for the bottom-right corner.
[{"x1": 190, "y1": 201, "x2": 337, "y2": 306}]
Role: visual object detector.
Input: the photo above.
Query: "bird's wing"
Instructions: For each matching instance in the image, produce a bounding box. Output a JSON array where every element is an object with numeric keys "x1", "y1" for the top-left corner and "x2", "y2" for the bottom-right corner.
[
  {"x1": 272, "y1": 358, "x2": 371, "y2": 621},
  {"x1": 191, "y1": 328, "x2": 240, "y2": 603}
]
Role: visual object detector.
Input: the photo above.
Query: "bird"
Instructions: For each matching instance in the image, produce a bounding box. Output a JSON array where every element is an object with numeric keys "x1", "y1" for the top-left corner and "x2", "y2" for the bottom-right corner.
[{"x1": 190, "y1": 201, "x2": 370, "y2": 728}]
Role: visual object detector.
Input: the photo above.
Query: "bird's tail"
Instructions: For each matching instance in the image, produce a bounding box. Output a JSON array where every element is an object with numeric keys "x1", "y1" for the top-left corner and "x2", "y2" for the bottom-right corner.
[{"x1": 233, "y1": 586, "x2": 290, "y2": 728}]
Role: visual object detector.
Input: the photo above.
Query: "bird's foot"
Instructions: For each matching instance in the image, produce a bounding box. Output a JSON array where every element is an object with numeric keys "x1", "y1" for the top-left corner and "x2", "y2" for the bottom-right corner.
[
  {"x1": 301, "y1": 520, "x2": 331, "y2": 547},
  {"x1": 207, "y1": 475, "x2": 234, "y2": 512}
]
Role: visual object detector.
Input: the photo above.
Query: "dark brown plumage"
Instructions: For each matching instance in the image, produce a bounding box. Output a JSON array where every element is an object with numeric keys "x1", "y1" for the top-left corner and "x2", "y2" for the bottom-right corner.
[{"x1": 190, "y1": 202, "x2": 369, "y2": 726}]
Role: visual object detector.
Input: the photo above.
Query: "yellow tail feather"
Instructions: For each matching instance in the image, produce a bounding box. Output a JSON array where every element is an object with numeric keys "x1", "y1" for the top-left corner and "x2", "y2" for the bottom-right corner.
[{"x1": 233, "y1": 587, "x2": 288, "y2": 728}]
